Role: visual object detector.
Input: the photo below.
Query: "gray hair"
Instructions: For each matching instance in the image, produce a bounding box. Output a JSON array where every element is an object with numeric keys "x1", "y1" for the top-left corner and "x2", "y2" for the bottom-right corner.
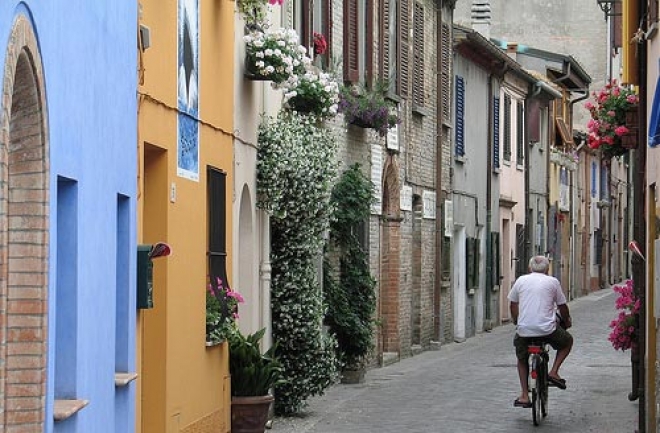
[{"x1": 529, "y1": 255, "x2": 550, "y2": 273}]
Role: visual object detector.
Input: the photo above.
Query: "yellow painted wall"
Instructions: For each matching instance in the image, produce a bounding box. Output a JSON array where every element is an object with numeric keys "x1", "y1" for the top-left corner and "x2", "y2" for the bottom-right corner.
[{"x1": 136, "y1": 0, "x2": 235, "y2": 432}]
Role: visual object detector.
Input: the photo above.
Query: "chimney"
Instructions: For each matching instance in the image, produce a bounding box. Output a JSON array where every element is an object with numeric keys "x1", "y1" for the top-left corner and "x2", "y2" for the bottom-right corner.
[{"x1": 471, "y1": 0, "x2": 491, "y2": 40}]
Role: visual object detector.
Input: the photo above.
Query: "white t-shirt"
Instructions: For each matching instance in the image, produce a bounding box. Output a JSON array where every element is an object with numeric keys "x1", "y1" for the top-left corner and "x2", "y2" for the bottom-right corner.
[{"x1": 508, "y1": 271, "x2": 567, "y2": 337}]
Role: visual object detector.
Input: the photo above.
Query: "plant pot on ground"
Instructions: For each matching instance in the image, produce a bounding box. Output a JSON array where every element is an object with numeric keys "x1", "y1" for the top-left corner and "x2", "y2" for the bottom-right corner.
[{"x1": 229, "y1": 328, "x2": 284, "y2": 433}]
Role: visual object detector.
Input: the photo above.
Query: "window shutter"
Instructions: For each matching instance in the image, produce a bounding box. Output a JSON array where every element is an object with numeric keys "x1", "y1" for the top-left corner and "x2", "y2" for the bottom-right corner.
[
  {"x1": 455, "y1": 75, "x2": 465, "y2": 157},
  {"x1": 503, "y1": 94, "x2": 511, "y2": 161},
  {"x1": 207, "y1": 167, "x2": 228, "y2": 286},
  {"x1": 591, "y1": 161, "x2": 596, "y2": 198},
  {"x1": 528, "y1": 99, "x2": 540, "y2": 143},
  {"x1": 399, "y1": 0, "x2": 410, "y2": 98},
  {"x1": 466, "y1": 237, "x2": 474, "y2": 290},
  {"x1": 515, "y1": 224, "x2": 525, "y2": 278},
  {"x1": 516, "y1": 101, "x2": 524, "y2": 166},
  {"x1": 473, "y1": 238, "x2": 480, "y2": 289},
  {"x1": 493, "y1": 96, "x2": 500, "y2": 169},
  {"x1": 343, "y1": 0, "x2": 359, "y2": 82},
  {"x1": 302, "y1": 0, "x2": 312, "y2": 53},
  {"x1": 380, "y1": 0, "x2": 390, "y2": 83},
  {"x1": 650, "y1": 1, "x2": 658, "y2": 35},
  {"x1": 491, "y1": 232, "x2": 500, "y2": 286},
  {"x1": 412, "y1": 3, "x2": 424, "y2": 106},
  {"x1": 441, "y1": 23, "x2": 451, "y2": 123},
  {"x1": 612, "y1": 1, "x2": 623, "y2": 49}
]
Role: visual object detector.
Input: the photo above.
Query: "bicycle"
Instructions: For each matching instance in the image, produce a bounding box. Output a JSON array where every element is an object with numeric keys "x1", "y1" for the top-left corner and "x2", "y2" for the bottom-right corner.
[{"x1": 527, "y1": 339, "x2": 550, "y2": 426}]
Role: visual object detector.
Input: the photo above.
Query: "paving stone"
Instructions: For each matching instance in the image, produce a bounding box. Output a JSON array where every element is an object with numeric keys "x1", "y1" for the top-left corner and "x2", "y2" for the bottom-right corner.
[{"x1": 270, "y1": 286, "x2": 639, "y2": 432}]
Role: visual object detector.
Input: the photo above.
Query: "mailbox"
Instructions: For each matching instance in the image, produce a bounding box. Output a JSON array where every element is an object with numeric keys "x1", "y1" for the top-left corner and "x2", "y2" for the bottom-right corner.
[
  {"x1": 137, "y1": 245, "x2": 154, "y2": 309},
  {"x1": 136, "y1": 242, "x2": 171, "y2": 310}
]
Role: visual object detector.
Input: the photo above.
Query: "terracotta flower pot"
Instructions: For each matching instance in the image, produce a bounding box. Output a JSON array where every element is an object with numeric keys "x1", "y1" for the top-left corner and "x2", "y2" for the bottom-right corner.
[{"x1": 231, "y1": 395, "x2": 273, "y2": 433}]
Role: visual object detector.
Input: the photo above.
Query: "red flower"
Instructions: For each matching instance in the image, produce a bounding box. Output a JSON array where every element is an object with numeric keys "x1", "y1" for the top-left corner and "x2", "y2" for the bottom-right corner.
[{"x1": 313, "y1": 32, "x2": 327, "y2": 55}]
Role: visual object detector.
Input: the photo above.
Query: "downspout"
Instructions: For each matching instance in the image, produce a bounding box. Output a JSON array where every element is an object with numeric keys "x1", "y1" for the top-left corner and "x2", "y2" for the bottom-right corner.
[
  {"x1": 433, "y1": 3, "x2": 444, "y2": 345},
  {"x1": 485, "y1": 74, "x2": 493, "y2": 327},
  {"x1": 568, "y1": 90, "x2": 589, "y2": 300},
  {"x1": 524, "y1": 87, "x2": 531, "y2": 282},
  {"x1": 552, "y1": 61, "x2": 572, "y2": 85}
]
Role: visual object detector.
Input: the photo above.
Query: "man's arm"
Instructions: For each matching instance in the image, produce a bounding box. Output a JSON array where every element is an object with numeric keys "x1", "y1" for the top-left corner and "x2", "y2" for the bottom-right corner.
[
  {"x1": 558, "y1": 304, "x2": 572, "y2": 329},
  {"x1": 510, "y1": 301, "x2": 519, "y2": 325}
]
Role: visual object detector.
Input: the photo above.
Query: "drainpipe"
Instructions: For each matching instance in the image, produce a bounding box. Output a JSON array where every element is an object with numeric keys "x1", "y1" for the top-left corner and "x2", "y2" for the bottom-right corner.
[
  {"x1": 485, "y1": 74, "x2": 493, "y2": 327},
  {"x1": 433, "y1": 3, "x2": 444, "y2": 345},
  {"x1": 524, "y1": 88, "x2": 531, "y2": 283}
]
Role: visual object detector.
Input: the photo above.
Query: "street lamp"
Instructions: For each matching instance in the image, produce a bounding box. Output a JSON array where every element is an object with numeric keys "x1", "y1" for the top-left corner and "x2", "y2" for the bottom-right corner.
[{"x1": 596, "y1": 0, "x2": 619, "y2": 19}]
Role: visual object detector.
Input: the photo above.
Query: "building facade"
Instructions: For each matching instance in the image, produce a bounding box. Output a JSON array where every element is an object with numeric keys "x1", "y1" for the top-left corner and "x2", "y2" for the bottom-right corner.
[
  {"x1": 0, "y1": 2, "x2": 138, "y2": 432},
  {"x1": 137, "y1": 0, "x2": 234, "y2": 431}
]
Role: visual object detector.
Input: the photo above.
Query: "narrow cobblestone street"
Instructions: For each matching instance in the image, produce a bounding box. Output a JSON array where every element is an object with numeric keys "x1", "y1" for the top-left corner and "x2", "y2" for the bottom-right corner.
[{"x1": 271, "y1": 286, "x2": 639, "y2": 432}]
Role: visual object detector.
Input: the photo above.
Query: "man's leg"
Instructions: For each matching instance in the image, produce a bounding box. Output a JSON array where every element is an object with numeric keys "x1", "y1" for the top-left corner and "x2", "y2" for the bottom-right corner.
[
  {"x1": 517, "y1": 358, "x2": 530, "y2": 402},
  {"x1": 514, "y1": 335, "x2": 530, "y2": 403},
  {"x1": 549, "y1": 330, "x2": 573, "y2": 380}
]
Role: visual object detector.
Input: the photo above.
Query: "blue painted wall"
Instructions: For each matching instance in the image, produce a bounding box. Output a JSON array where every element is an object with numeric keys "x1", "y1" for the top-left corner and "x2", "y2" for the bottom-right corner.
[{"x1": 0, "y1": 2, "x2": 138, "y2": 432}]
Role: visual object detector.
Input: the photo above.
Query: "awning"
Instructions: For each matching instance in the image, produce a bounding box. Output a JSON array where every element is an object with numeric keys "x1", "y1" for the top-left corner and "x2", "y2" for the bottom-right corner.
[
  {"x1": 555, "y1": 117, "x2": 574, "y2": 146},
  {"x1": 649, "y1": 75, "x2": 660, "y2": 147}
]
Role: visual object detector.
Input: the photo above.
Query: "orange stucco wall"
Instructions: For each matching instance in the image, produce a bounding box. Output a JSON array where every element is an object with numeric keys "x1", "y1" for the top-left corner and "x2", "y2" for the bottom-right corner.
[{"x1": 136, "y1": 0, "x2": 234, "y2": 432}]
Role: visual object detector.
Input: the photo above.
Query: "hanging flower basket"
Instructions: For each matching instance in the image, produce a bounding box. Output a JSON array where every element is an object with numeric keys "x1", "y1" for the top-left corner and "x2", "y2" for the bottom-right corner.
[
  {"x1": 243, "y1": 28, "x2": 310, "y2": 84},
  {"x1": 244, "y1": 55, "x2": 271, "y2": 81},
  {"x1": 338, "y1": 83, "x2": 400, "y2": 137},
  {"x1": 282, "y1": 69, "x2": 339, "y2": 119},
  {"x1": 585, "y1": 80, "x2": 639, "y2": 157},
  {"x1": 349, "y1": 117, "x2": 373, "y2": 129}
]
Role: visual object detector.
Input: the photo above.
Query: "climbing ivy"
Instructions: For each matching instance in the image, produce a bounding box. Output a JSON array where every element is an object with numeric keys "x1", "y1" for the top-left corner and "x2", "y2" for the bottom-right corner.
[
  {"x1": 324, "y1": 164, "x2": 377, "y2": 370},
  {"x1": 257, "y1": 111, "x2": 340, "y2": 415}
]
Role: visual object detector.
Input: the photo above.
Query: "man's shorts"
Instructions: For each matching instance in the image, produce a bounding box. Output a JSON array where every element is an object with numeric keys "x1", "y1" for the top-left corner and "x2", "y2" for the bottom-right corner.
[{"x1": 514, "y1": 327, "x2": 573, "y2": 361}]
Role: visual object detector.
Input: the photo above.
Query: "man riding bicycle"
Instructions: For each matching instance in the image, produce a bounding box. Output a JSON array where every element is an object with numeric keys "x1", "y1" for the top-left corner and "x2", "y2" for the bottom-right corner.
[{"x1": 509, "y1": 255, "x2": 573, "y2": 408}]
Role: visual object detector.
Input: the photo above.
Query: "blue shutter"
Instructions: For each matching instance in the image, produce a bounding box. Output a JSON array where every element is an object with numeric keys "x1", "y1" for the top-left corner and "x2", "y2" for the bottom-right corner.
[
  {"x1": 493, "y1": 96, "x2": 500, "y2": 169},
  {"x1": 455, "y1": 76, "x2": 465, "y2": 157},
  {"x1": 600, "y1": 164, "x2": 608, "y2": 201},
  {"x1": 591, "y1": 162, "x2": 597, "y2": 198}
]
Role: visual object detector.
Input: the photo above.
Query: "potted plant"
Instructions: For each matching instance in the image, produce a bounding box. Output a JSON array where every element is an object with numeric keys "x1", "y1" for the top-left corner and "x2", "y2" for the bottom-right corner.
[
  {"x1": 229, "y1": 328, "x2": 284, "y2": 433},
  {"x1": 584, "y1": 79, "x2": 639, "y2": 159},
  {"x1": 243, "y1": 28, "x2": 310, "y2": 84},
  {"x1": 338, "y1": 83, "x2": 400, "y2": 137},
  {"x1": 282, "y1": 68, "x2": 339, "y2": 118},
  {"x1": 206, "y1": 277, "x2": 244, "y2": 345}
]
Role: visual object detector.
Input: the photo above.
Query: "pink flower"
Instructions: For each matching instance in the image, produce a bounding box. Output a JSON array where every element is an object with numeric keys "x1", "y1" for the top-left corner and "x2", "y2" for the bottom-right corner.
[
  {"x1": 268, "y1": 0, "x2": 284, "y2": 5},
  {"x1": 615, "y1": 125, "x2": 629, "y2": 136},
  {"x1": 584, "y1": 101, "x2": 594, "y2": 110},
  {"x1": 627, "y1": 95, "x2": 638, "y2": 104}
]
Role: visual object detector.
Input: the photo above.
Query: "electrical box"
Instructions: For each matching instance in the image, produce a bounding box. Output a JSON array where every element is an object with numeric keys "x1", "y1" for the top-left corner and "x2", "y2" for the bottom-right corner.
[{"x1": 137, "y1": 244, "x2": 154, "y2": 309}]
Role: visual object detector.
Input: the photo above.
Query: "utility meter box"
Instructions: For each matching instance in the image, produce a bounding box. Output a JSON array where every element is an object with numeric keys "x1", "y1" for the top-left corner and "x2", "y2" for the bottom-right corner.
[{"x1": 137, "y1": 244, "x2": 154, "y2": 309}]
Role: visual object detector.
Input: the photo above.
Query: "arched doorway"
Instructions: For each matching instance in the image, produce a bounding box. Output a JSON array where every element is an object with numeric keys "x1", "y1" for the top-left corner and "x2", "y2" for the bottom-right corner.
[
  {"x1": 0, "y1": 14, "x2": 49, "y2": 430},
  {"x1": 238, "y1": 184, "x2": 258, "y2": 333},
  {"x1": 380, "y1": 155, "x2": 401, "y2": 355}
]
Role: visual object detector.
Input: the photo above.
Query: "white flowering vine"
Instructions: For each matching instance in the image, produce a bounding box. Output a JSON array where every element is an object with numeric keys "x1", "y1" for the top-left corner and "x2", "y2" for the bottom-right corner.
[{"x1": 257, "y1": 112, "x2": 341, "y2": 414}]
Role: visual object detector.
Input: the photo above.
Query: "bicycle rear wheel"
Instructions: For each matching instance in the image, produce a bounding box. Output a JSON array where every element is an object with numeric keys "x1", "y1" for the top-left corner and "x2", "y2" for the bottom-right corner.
[
  {"x1": 530, "y1": 354, "x2": 544, "y2": 426},
  {"x1": 532, "y1": 386, "x2": 542, "y2": 426},
  {"x1": 540, "y1": 367, "x2": 548, "y2": 418}
]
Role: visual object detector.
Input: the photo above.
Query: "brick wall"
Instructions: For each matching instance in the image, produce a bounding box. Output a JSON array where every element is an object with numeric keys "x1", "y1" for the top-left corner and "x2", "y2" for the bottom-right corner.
[{"x1": 0, "y1": 15, "x2": 49, "y2": 432}]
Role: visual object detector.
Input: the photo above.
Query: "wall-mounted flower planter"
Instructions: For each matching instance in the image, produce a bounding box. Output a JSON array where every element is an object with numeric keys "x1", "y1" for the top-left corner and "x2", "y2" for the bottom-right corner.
[
  {"x1": 244, "y1": 56, "x2": 271, "y2": 81},
  {"x1": 349, "y1": 117, "x2": 373, "y2": 129}
]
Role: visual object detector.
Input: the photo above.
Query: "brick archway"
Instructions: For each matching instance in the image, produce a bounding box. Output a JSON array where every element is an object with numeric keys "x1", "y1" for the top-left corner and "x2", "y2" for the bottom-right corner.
[
  {"x1": 0, "y1": 14, "x2": 49, "y2": 431},
  {"x1": 380, "y1": 155, "x2": 401, "y2": 354}
]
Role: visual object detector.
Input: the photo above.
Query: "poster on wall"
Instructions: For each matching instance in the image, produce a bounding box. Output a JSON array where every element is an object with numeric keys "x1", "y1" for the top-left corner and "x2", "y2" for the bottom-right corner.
[
  {"x1": 177, "y1": 0, "x2": 200, "y2": 181},
  {"x1": 559, "y1": 167, "x2": 569, "y2": 212}
]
